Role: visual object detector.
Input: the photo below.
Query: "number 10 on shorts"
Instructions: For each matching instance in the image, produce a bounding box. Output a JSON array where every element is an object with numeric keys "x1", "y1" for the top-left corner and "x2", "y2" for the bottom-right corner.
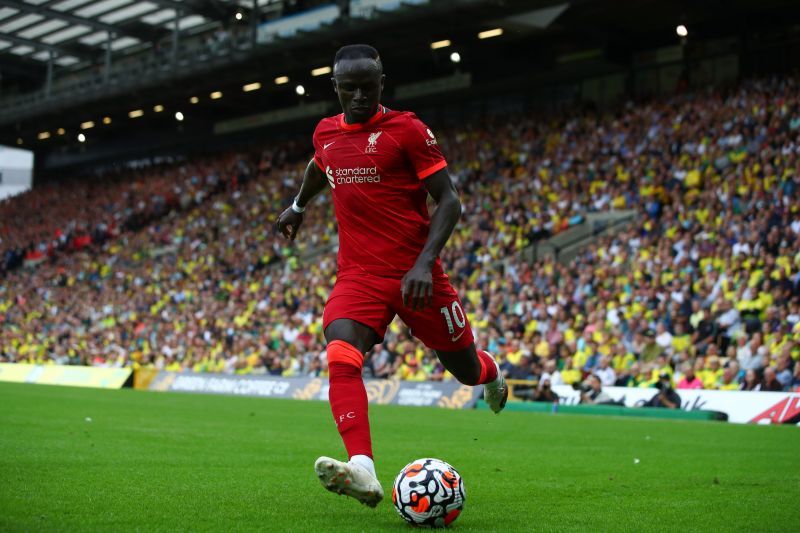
[{"x1": 440, "y1": 301, "x2": 466, "y2": 335}]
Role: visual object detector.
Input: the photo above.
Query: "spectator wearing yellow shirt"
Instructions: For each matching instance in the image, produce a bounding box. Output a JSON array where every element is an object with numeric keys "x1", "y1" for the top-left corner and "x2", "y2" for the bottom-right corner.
[
  {"x1": 234, "y1": 357, "x2": 254, "y2": 375},
  {"x1": 251, "y1": 357, "x2": 268, "y2": 375},
  {"x1": 571, "y1": 346, "x2": 588, "y2": 373},
  {"x1": 640, "y1": 329, "x2": 663, "y2": 364},
  {"x1": 716, "y1": 362, "x2": 741, "y2": 390},
  {"x1": 610, "y1": 344, "x2": 636, "y2": 375},
  {"x1": 671, "y1": 323, "x2": 692, "y2": 356},
  {"x1": 397, "y1": 357, "x2": 427, "y2": 381},
  {"x1": 164, "y1": 357, "x2": 182, "y2": 372},
  {"x1": 699, "y1": 356, "x2": 724, "y2": 389},
  {"x1": 506, "y1": 338, "x2": 527, "y2": 366},
  {"x1": 638, "y1": 354, "x2": 673, "y2": 388},
  {"x1": 532, "y1": 333, "x2": 550, "y2": 360},
  {"x1": 560, "y1": 357, "x2": 582, "y2": 385}
]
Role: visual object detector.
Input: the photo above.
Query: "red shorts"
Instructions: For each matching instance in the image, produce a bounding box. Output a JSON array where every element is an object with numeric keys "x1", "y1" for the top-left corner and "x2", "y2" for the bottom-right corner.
[{"x1": 322, "y1": 269, "x2": 474, "y2": 352}]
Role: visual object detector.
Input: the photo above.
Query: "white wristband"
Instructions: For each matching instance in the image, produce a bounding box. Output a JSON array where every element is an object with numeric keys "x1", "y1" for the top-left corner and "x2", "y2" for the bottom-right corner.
[{"x1": 291, "y1": 198, "x2": 306, "y2": 213}]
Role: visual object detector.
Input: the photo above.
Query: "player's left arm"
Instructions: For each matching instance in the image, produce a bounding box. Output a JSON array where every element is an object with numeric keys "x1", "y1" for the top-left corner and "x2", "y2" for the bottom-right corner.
[{"x1": 401, "y1": 168, "x2": 461, "y2": 311}]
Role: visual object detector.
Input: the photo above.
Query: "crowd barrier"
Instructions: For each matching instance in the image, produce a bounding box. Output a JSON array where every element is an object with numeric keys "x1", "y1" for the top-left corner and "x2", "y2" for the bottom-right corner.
[
  {"x1": 147, "y1": 372, "x2": 481, "y2": 409},
  {"x1": 3, "y1": 364, "x2": 796, "y2": 424},
  {"x1": 476, "y1": 400, "x2": 727, "y2": 421},
  {"x1": 546, "y1": 385, "x2": 800, "y2": 425},
  {"x1": 0, "y1": 363, "x2": 132, "y2": 389}
]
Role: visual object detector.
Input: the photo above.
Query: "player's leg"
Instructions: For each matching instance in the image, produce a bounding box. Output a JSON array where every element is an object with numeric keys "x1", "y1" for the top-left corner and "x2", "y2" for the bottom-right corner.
[
  {"x1": 315, "y1": 274, "x2": 394, "y2": 507},
  {"x1": 324, "y1": 318, "x2": 378, "y2": 469},
  {"x1": 435, "y1": 343, "x2": 508, "y2": 413},
  {"x1": 315, "y1": 318, "x2": 384, "y2": 507},
  {"x1": 396, "y1": 272, "x2": 508, "y2": 413},
  {"x1": 434, "y1": 342, "x2": 485, "y2": 384}
]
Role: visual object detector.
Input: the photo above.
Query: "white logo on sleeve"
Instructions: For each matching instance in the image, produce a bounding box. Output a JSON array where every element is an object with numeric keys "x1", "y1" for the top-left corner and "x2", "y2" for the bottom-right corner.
[
  {"x1": 426, "y1": 128, "x2": 438, "y2": 146},
  {"x1": 323, "y1": 141, "x2": 336, "y2": 150},
  {"x1": 365, "y1": 131, "x2": 382, "y2": 153}
]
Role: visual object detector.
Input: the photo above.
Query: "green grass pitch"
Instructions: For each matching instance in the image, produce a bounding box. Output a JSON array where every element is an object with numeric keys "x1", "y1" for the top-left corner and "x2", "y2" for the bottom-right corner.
[{"x1": 1, "y1": 382, "x2": 798, "y2": 532}]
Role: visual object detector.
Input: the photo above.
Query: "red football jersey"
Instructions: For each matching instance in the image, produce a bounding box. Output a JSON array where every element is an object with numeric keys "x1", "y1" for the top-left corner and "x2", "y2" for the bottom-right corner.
[{"x1": 312, "y1": 106, "x2": 448, "y2": 279}]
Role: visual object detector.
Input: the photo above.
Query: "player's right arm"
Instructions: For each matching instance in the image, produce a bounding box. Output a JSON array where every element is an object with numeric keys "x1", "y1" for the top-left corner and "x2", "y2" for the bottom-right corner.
[{"x1": 275, "y1": 158, "x2": 327, "y2": 241}]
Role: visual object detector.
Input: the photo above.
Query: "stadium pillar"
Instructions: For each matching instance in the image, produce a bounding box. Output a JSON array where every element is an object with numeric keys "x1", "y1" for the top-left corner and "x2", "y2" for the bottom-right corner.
[
  {"x1": 172, "y1": 11, "x2": 181, "y2": 66},
  {"x1": 104, "y1": 32, "x2": 112, "y2": 85},
  {"x1": 45, "y1": 51, "x2": 53, "y2": 98},
  {"x1": 251, "y1": 0, "x2": 258, "y2": 48}
]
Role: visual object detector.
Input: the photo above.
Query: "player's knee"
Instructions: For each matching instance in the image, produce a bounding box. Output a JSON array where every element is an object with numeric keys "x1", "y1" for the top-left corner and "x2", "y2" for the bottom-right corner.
[{"x1": 324, "y1": 319, "x2": 378, "y2": 354}]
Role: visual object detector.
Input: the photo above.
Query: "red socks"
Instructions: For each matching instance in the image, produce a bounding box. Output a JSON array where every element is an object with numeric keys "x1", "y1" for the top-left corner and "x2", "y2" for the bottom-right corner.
[
  {"x1": 325, "y1": 343, "x2": 494, "y2": 458},
  {"x1": 476, "y1": 350, "x2": 498, "y2": 385},
  {"x1": 327, "y1": 340, "x2": 372, "y2": 459}
]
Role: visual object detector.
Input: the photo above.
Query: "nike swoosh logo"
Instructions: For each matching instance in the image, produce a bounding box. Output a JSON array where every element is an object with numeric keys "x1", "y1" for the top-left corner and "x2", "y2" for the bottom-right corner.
[
  {"x1": 323, "y1": 142, "x2": 335, "y2": 150},
  {"x1": 451, "y1": 330, "x2": 465, "y2": 342}
]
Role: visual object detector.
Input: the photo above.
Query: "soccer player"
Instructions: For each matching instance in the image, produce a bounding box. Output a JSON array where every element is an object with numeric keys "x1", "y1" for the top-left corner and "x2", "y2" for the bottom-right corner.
[{"x1": 275, "y1": 44, "x2": 508, "y2": 507}]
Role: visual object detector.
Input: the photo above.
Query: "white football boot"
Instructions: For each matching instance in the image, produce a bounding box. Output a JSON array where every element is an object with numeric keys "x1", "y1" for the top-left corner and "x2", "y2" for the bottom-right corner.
[
  {"x1": 483, "y1": 353, "x2": 508, "y2": 413},
  {"x1": 314, "y1": 456, "x2": 384, "y2": 508}
]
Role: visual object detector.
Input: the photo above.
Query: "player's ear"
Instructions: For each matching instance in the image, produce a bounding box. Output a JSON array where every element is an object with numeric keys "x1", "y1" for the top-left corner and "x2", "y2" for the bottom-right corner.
[
  {"x1": 331, "y1": 77, "x2": 338, "y2": 94},
  {"x1": 380, "y1": 74, "x2": 386, "y2": 92}
]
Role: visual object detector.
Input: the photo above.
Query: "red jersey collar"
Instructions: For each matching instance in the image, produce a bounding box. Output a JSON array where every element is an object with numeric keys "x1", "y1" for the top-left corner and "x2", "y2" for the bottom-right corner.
[{"x1": 339, "y1": 106, "x2": 386, "y2": 131}]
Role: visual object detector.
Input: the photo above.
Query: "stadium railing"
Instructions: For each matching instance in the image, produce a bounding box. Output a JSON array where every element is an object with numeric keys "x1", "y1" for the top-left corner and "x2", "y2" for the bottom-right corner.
[{"x1": 524, "y1": 210, "x2": 636, "y2": 264}]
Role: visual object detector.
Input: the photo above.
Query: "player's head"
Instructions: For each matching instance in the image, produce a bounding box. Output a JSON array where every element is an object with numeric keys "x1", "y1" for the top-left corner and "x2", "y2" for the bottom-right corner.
[{"x1": 332, "y1": 44, "x2": 385, "y2": 124}]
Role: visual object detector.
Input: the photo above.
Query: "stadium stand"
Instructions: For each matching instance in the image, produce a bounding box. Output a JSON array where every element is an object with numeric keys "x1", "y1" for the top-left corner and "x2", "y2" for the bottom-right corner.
[{"x1": 1, "y1": 76, "x2": 799, "y2": 392}]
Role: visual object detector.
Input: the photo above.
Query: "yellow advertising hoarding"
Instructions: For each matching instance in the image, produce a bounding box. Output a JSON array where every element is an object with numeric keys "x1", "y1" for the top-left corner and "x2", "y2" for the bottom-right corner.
[{"x1": 0, "y1": 363, "x2": 131, "y2": 389}]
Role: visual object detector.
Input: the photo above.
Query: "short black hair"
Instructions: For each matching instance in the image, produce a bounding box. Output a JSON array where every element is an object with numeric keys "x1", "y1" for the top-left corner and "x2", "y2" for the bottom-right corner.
[{"x1": 334, "y1": 44, "x2": 381, "y2": 69}]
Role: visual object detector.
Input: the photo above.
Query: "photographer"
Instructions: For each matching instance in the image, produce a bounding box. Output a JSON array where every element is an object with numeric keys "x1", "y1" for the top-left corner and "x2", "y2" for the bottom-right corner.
[
  {"x1": 532, "y1": 377, "x2": 560, "y2": 403},
  {"x1": 645, "y1": 373, "x2": 681, "y2": 409},
  {"x1": 577, "y1": 375, "x2": 613, "y2": 405}
]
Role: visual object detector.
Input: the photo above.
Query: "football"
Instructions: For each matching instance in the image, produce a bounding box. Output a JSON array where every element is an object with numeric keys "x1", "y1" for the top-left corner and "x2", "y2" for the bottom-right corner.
[{"x1": 392, "y1": 458, "x2": 466, "y2": 528}]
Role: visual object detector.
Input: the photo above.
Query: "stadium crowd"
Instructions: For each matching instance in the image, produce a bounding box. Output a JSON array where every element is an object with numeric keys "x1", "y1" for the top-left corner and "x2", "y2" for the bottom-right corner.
[{"x1": 1, "y1": 77, "x2": 799, "y2": 394}]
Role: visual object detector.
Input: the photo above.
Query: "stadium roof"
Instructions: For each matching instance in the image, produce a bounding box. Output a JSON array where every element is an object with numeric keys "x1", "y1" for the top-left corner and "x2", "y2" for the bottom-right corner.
[
  {"x1": 0, "y1": 0, "x2": 231, "y2": 67},
  {"x1": 3, "y1": 0, "x2": 800, "y2": 172}
]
